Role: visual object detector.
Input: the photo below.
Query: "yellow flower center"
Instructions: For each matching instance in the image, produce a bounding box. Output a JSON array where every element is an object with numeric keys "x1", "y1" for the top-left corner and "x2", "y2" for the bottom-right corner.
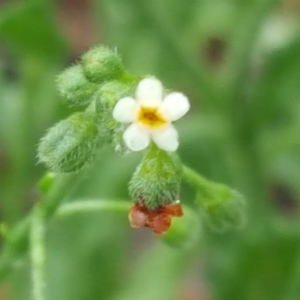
[{"x1": 137, "y1": 106, "x2": 167, "y2": 128}]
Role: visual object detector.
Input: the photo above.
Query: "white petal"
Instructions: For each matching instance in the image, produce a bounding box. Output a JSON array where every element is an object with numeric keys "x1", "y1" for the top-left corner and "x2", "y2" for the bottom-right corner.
[
  {"x1": 136, "y1": 78, "x2": 163, "y2": 106},
  {"x1": 113, "y1": 97, "x2": 137, "y2": 123},
  {"x1": 123, "y1": 123, "x2": 150, "y2": 151},
  {"x1": 151, "y1": 125, "x2": 179, "y2": 152},
  {"x1": 161, "y1": 92, "x2": 190, "y2": 121}
]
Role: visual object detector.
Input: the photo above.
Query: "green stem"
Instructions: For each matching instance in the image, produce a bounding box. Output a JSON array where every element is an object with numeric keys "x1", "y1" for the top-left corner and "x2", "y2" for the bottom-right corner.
[
  {"x1": 0, "y1": 172, "x2": 79, "y2": 283},
  {"x1": 57, "y1": 200, "x2": 130, "y2": 218},
  {"x1": 0, "y1": 165, "x2": 233, "y2": 285},
  {"x1": 0, "y1": 199, "x2": 129, "y2": 286},
  {"x1": 30, "y1": 206, "x2": 46, "y2": 300},
  {"x1": 182, "y1": 165, "x2": 212, "y2": 192}
]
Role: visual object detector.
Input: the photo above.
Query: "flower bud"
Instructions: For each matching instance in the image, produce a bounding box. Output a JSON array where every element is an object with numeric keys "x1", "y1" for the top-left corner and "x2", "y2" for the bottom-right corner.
[
  {"x1": 38, "y1": 112, "x2": 100, "y2": 173},
  {"x1": 197, "y1": 185, "x2": 246, "y2": 232},
  {"x1": 94, "y1": 81, "x2": 134, "y2": 156},
  {"x1": 161, "y1": 206, "x2": 202, "y2": 249},
  {"x1": 82, "y1": 46, "x2": 124, "y2": 83},
  {"x1": 129, "y1": 144, "x2": 182, "y2": 209},
  {"x1": 56, "y1": 64, "x2": 98, "y2": 107},
  {"x1": 95, "y1": 80, "x2": 133, "y2": 114}
]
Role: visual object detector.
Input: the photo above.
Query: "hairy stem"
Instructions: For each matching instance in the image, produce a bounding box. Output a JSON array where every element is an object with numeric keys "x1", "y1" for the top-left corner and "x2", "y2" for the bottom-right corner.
[
  {"x1": 0, "y1": 164, "x2": 233, "y2": 285},
  {"x1": 30, "y1": 206, "x2": 46, "y2": 300},
  {"x1": 0, "y1": 172, "x2": 79, "y2": 283},
  {"x1": 182, "y1": 165, "x2": 212, "y2": 192},
  {"x1": 57, "y1": 200, "x2": 131, "y2": 218}
]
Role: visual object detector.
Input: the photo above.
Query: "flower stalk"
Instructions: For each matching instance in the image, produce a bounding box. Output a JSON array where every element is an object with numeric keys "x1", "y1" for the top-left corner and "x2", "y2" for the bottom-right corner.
[
  {"x1": 30, "y1": 206, "x2": 46, "y2": 300},
  {"x1": 0, "y1": 172, "x2": 79, "y2": 282}
]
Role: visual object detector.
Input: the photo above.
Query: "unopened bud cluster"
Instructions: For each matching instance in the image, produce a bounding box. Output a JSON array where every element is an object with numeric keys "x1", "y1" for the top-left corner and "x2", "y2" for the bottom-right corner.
[{"x1": 38, "y1": 46, "x2": 135, "y2": 173}]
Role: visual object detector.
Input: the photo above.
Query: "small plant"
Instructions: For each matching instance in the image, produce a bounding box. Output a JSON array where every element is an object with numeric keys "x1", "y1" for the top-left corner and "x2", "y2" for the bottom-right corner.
[
  {"x1": 38, "y1": 45, "x2": 246, "y2": 236},
  {"x1": 0, "y1": 45, "x2": 247, "y2": 300}
]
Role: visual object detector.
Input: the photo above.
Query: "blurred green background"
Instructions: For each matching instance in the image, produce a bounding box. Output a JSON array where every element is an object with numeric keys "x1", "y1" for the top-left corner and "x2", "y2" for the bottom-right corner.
[{"x1": 1, "y1": 0, "x2": 300, "y2": 299}]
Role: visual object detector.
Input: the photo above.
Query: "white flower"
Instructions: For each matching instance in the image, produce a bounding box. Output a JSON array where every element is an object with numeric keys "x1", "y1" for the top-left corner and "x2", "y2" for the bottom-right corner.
[{"x1": 113, "y1": 77, "x2": 190, "y2": 152}]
